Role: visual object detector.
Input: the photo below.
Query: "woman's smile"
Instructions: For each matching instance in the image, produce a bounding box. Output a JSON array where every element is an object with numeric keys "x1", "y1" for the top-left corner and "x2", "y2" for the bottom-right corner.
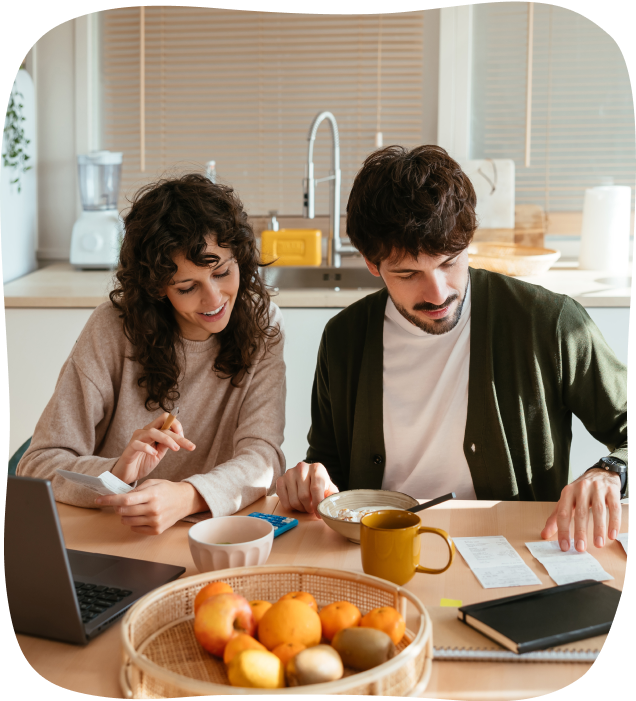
[{"x1": 197, "y1": 301, "x2": 228, "y2": 323}]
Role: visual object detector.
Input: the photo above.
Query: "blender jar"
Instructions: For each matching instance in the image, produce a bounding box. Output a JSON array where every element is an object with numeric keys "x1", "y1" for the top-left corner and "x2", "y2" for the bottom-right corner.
[{"x1": 77, "y1": 151, "x2": 123, "y2": 211}]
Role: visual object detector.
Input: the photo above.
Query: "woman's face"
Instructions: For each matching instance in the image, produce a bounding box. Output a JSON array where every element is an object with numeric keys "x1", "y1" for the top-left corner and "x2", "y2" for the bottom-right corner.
[{"x1": 164, "y1": 238, "x2": 240, "y2": 341}]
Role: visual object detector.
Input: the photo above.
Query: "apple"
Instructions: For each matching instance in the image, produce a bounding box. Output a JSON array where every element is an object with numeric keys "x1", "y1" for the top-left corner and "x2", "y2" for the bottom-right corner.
[{"x1": 194, "y1": 593, "x2": 255, "y2": 658}]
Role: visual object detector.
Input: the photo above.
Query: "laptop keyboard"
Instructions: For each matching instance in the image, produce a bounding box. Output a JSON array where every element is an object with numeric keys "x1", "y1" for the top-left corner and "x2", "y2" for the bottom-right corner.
[{"x1": 74, "y1": 581, "x2": 132, "y2": 624}]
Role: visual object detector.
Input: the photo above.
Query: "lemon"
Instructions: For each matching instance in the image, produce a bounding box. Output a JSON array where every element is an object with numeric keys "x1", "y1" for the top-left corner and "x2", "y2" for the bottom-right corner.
[{"x1": 227, "y1": 649, "x2": 285, "y2": 689}]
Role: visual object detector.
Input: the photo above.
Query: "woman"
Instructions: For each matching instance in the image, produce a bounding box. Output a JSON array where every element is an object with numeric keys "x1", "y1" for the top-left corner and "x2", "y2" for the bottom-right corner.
[{"x1": 17, "y1": 174, "x2": 286, "y2": 534}]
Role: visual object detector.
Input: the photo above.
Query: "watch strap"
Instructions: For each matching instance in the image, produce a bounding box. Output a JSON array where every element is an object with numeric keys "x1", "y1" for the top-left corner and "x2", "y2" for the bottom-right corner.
[{"x1": 585, "y1": 458, "x2": 627, "y2": 497}]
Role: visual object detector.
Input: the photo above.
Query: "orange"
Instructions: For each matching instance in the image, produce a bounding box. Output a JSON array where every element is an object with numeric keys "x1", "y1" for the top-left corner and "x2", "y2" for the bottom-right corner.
[
  {"x1": 359, "y1": 606, "x2": 405, "y2": 645},
  {"x1": 223, "y1": 633, "x2": 267, "y2": 664},
  {"x1": 194, "y1": 581, "x2": 233, "y2": 614},
  {"x1": 271, "y1": 641, "x2": 306, "y2": 665},
  {"x1": 318, "y1": 601, "x2": 362, "y2": 642},
  {"x1": 249, "y1": 600, "x2": 273, "y2": 628},
  {"x1": 278, "y1": 591, "x2": 318, "y2": 611},
  {"x1": 258, "y1": 599, "x2": 322, "y2": 651}
]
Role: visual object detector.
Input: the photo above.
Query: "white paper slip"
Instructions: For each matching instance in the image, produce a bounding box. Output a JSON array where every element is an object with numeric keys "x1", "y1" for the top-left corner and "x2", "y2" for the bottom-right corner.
[
  {"x1": 56, "y1": 469, "x2": 133, "y2": 496},
  {"x1": 453, "y1": 536, "x2": 542, "y2": 589},
  {"x1": 616, "y1": 533, "x2": 628, "y2": 554},
  {"x1": 525, "y1": 541, "x2": 614, "y2": 586}
]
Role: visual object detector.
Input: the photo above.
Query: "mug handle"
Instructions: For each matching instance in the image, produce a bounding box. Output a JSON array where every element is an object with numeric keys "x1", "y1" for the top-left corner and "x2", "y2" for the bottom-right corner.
[{"x1": 415, "y1": 527, "x2": 456, "y2": 575}]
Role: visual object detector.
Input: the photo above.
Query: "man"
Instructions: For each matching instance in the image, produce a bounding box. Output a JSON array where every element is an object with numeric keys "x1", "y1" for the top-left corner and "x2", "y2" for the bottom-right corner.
[{"x1": 277, "y1": 145, "x2": 627, "y2": 554}]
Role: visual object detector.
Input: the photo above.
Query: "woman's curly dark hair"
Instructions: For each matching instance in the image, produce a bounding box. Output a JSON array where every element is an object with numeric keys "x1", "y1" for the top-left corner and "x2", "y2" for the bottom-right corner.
[
  {"x1": 109, "y1": 173, "x2": 279, "y2": 412},
  {"x1": 346, "y1": 145, "x2": 477, "y2": 264}
]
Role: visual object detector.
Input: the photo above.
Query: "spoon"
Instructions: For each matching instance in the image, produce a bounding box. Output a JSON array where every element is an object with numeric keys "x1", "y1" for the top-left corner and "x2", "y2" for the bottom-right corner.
[{"x1": 407, "y1": 492, "x2": 456, "y2": 513}]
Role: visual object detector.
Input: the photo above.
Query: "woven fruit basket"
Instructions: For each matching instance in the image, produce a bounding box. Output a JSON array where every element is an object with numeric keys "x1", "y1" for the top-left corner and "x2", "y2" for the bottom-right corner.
[{"x1": 120, "y1": 565, "x2": 433, "y2": 698}]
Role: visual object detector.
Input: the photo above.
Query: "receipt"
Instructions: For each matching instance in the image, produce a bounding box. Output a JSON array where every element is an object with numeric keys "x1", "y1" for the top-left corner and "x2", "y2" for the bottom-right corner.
[
  {"x1": 616, "y1": 533, "x2": 628, "y2": 554},
  {"x1": 453, "y1": 536, "x2": 542, "y2": 589},
  {"x1": 525, "y1": 541, "x2": 614, "y2": 586},
  {"x1": 56, "y1": 469, "x2": 133, "y2": 496}
]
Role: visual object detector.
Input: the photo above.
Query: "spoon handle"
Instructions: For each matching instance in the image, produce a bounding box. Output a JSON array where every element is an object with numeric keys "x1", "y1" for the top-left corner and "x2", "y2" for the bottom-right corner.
[{"x1": 408, "y1": 492, "x2": 456, "y2": 513}]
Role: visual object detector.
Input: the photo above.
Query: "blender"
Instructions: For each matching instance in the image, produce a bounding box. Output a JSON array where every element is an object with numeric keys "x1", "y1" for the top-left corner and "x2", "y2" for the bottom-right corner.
[{"x1": 70, "y1": 151, "x2": 124, "y2": 268}]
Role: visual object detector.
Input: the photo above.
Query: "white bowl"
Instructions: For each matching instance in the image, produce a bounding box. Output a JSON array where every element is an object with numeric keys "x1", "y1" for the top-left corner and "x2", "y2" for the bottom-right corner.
[
  {"x1": 317, "y1": 489, "x2": 419, "y2": 543},
  {"x1": 188, "y1": 516, "x2": 274, "y2": 573}
]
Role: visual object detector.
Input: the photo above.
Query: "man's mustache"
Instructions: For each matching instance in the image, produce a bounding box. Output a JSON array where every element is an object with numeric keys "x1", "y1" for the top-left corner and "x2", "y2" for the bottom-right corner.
[{"x1": 413, "y1": 294, "x2": 458, "y2": 312}]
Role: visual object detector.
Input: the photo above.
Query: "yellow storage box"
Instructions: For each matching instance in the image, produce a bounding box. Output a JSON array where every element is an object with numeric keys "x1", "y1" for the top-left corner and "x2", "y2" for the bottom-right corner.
[{"x1": 261, "y1": 229, "x2": 322, "y2": 266}]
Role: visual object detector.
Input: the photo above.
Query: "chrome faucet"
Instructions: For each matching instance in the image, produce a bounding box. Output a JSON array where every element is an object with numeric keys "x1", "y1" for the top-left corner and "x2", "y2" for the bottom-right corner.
[{"x1": 302, "y1": 111, "x2": 357, "y2": 267}]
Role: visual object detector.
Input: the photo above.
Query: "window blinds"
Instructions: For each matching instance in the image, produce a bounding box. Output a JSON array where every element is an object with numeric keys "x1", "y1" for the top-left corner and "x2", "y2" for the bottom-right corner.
[
  {"x1": 101, "y1": 7, "x2": 429, "y2": 216},
  {"x1": 471, "y1": 2, "x2": 635, "y2": 213}
]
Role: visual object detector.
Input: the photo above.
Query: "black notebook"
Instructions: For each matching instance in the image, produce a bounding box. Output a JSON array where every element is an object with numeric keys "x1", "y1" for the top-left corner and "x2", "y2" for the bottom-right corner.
[{"x1": 457, "y1": 580, "x2": 621, "y2": 654}]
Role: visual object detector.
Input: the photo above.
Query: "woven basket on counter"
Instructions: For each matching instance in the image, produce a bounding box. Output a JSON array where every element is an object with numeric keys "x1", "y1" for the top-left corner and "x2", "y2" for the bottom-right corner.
[
  {"x1": 467, "y1": 241, "x2": 561, "y2": 276},
  {"x1": 120, "y1": 565, "x2": 432, "y2": 698}
]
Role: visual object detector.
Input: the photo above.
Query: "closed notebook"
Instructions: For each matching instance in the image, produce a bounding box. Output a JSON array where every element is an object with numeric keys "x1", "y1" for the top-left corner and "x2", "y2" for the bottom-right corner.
[
  {"x1": 455, "y1": 580, "x2": 621, "y2": 655},
  {"x1": 429, "y1": 606, "x2": 607, "y2": 662}
]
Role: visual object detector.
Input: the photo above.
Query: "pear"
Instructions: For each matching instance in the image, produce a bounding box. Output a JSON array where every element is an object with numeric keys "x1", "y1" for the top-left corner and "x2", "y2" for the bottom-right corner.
[{"x1": 286, "y1": 644, "x2": 344, "y2": 686}]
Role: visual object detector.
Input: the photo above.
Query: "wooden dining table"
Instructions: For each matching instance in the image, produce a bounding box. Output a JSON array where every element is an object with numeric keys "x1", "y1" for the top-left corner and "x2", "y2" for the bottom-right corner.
[{"x1": 15, "y1": 497, "x2": 628, "y2": 700}]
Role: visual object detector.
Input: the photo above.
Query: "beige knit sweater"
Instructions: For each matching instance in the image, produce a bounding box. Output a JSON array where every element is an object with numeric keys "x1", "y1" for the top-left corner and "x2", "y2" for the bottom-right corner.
[{"x1": 17, "y1": 301, "x2": 286, "y2": 517}]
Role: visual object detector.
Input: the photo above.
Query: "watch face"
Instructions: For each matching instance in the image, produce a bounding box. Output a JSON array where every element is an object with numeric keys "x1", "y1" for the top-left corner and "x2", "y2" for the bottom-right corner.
[{"x1": 601, "y1": 457, "x2": 626, "y2": 470}]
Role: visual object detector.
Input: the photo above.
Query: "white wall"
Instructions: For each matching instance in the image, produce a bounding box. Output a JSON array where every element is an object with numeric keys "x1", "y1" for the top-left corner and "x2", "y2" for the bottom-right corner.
[
  {"x1": 1, "y1": 70, "x2": 38, "y2": 282},
  {"x1": 33, "y1": 18, "x2": 78, "y2": 261}
]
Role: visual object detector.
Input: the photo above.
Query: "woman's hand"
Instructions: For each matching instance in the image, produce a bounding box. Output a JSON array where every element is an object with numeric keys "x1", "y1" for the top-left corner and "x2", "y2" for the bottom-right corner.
[
  {"x1": 276, "y1": 462, "x2": 339, "y2": 515},
  {"x1": 95, "y1": 479, "x2": 208, "y2": 535},
  {"x1": 111, "y1": 413, "x2": 196, "y2": 485}
]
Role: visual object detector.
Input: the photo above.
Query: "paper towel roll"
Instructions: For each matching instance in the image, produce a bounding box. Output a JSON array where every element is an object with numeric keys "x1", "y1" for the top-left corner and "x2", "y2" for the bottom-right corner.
[{"x1": 578, "y1": 186, "x2": 632, "y2": 272}]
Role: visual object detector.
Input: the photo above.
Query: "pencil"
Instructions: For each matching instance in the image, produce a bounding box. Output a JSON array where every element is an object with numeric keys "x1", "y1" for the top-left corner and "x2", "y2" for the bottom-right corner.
[{"x1": 161, "y1": 406, "x2": 180, "y2": 431}]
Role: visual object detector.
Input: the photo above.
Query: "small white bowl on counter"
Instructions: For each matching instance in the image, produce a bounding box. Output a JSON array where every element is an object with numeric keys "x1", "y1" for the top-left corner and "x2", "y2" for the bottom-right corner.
[
  {"x1": 188, "y1": 516, "x2": 274, "y2": 573},
  {"x1": 317, "y1": 489, "x2": 419, "y2": 543}
]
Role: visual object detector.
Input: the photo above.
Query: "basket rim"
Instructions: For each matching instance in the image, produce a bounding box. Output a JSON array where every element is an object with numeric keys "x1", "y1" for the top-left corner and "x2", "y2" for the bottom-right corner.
[{"x1": 120, "y1": 565, "x2": 431, "y2": 696}]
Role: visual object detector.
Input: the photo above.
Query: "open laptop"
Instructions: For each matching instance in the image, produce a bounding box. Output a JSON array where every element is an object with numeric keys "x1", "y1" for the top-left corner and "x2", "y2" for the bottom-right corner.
[{"x1": 5, "y1": 475, "x2": 185, "y2": 644}]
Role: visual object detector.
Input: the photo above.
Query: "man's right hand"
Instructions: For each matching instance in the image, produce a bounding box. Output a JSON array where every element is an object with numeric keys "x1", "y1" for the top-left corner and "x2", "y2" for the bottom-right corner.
[
  {"x1": 111, "y1": 413, "x2": 196, "y2": 485},
  {"x1": 276, "y1": 462, "x2": 339, "y2": 515}
]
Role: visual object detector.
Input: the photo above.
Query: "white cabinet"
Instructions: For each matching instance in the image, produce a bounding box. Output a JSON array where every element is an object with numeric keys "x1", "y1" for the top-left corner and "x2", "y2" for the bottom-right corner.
[
  {"x1": 279, "y1": 308, "x2": 342, "y2": 467},
  {"x1": 6, "y1": 305, "x2": 629, "y2": 479},
  {"x1": 6, "y1": 308, "x2": 94, "y2": 455}
]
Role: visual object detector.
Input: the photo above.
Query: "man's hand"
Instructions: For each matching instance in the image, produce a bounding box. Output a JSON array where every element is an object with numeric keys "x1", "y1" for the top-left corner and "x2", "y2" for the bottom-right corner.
[
  {"x1": 276, "y1": 462, "x2": 339, "y2": 515},
  {"x1": 111, "y1": 413, "x2": 196, "y2": 485},
  {"x1": 95, "y1": 479, "x2": 207, "y2": 535},
  {"x1": 541, "y1": 468, "x2": 622, "y2": 552}
]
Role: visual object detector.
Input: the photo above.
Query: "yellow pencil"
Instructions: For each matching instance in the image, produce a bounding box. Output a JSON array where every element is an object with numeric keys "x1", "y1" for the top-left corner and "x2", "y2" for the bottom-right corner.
[{"x1": 161, "y1": 407, "x2": 180, "y2": 431}]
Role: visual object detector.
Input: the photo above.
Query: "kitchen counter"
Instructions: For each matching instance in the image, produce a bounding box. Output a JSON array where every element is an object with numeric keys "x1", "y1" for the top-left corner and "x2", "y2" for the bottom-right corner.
[{"x1": 2, "y1": 261, "x2": 633, "y2": 308}]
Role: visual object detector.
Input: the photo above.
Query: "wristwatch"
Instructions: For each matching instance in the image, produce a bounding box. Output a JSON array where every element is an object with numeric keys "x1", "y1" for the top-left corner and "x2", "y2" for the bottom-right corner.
[{"x1": 586, "y1": 456, "x2": 627, "y2": 497}]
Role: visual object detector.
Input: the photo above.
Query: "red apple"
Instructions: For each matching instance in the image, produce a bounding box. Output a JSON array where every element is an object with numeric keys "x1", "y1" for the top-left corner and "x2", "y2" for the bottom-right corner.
[{"x1": 194, "y1": 593, "x2": 255, "y2": 658}]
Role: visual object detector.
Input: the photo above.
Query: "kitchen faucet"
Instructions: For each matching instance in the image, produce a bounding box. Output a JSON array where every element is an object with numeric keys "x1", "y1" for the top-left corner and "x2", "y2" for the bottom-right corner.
[{"x1": 303, "y1": 111, "x2": 357, "y2": 267}]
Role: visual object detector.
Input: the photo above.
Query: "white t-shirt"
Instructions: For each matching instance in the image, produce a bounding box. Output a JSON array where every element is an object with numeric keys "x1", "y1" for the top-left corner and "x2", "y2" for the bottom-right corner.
[{"x1": 381, "y1": 284, "x2": 477, "y2": 499}]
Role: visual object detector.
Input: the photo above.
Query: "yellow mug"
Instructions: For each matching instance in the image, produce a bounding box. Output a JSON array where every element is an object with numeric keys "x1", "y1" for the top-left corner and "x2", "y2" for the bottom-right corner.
[{"x1": 360, "y1": 510, "x2": 455, "y2": 585}]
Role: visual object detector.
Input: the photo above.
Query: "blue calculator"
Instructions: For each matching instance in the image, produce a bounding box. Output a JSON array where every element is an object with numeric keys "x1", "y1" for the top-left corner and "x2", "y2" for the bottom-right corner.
[{"x1": 248, "y1": 512, "x2": 298, "y2": 537}]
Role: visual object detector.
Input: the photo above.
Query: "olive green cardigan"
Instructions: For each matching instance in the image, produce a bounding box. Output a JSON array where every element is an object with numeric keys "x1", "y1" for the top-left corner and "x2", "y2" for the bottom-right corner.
[{"x1": 305, "y1": 268, "x2": 628, "y2": 501}]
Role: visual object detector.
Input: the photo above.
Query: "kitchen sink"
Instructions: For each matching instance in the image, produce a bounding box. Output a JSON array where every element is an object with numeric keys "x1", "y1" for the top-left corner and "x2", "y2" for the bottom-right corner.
[{"x1": 260, "y1": 266, "x2": 384, "y2": 290}]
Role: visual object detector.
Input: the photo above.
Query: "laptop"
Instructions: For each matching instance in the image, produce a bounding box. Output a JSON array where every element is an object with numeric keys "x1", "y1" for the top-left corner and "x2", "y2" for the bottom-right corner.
[{"x1": 5, "y1": 475, "x2": 186, "y2": 644}]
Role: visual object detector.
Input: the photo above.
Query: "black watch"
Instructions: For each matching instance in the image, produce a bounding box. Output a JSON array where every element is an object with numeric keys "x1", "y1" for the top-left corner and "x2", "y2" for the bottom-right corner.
[{"x1": 586, "y1": 456, "x2": 627, "y2": 496}]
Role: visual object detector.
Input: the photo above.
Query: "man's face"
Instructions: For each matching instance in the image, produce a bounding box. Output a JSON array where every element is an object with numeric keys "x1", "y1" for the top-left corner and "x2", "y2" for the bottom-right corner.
[{"x1": 365, "y1": 248, "x2": 470, "y2": 335}]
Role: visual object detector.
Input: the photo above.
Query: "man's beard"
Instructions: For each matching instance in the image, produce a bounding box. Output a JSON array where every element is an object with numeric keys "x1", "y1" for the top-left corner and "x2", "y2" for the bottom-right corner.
[{"x1": 391, "y1": 281, "x2": 469, "y2": 336}]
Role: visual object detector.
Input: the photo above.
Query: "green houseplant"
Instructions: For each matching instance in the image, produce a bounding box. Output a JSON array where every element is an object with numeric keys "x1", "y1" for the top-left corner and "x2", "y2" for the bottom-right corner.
[{"x1": 2, "y1": 80, "x2": 31, "y2": 193}]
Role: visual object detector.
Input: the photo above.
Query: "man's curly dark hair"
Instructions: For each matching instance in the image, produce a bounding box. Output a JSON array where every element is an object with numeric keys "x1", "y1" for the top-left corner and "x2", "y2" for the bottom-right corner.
[
  {"x1": 109, "y1": 173, "x2": 279, "y2": 412},
  {"x1": 346, "y1": 145, "x2": 478, "y2": 264}
]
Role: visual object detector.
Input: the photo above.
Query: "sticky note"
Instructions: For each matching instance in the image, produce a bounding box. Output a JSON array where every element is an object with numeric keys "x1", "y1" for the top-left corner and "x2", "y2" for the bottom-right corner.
[{"x1": 440, "y1": 598, "x2": 463, "y2": 607}]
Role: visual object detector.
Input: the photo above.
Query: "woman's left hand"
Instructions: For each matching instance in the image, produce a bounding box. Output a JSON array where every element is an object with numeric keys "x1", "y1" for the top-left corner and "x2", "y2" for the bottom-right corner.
[{"x1": 95, "y1": 479, "x2": 208, "y2": 535}]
